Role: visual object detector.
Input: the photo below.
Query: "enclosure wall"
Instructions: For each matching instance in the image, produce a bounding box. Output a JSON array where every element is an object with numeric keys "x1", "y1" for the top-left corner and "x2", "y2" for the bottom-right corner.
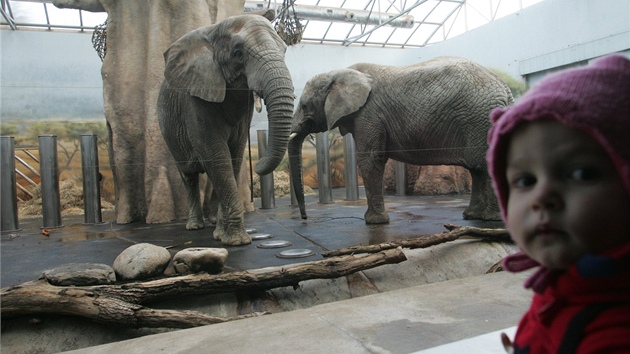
[{"x1": 1, "y1": 0, "x2": 628, "y2": 127}]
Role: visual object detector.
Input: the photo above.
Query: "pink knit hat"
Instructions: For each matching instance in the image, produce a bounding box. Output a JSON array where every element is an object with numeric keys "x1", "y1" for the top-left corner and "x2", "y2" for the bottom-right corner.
[{"x1": 487, "y1": 54, "x2": 630, "y2": 222}]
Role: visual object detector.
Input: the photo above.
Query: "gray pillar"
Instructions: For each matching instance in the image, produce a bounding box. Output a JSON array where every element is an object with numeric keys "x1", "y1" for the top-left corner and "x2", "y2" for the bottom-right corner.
[
  {"x1": 81, "y1": 134, "x2": 102, "y2": 224},
  {"x1": 343, "y1": 134, "x2": 359, "y2": 201},
  {"x1": 257, "y1": 130, "x2": 275, "y2": 209},
  {"x1": 1, "y1": 136, "x2": 19, "y2": 232},
  {"x1": 395, "y1": 161, "x2": 407, "y2": 196},
  {"x1": 315, "y1": 132, "x2": 333, "y2": 204},
  {"x1": 38, "y1": 135, "x2": 63, "y2": 228}
]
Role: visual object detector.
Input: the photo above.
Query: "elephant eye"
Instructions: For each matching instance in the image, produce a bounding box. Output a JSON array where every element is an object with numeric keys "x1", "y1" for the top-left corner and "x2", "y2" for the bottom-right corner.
[{"x1": 233, "y1": 49, "x2": 244, "y2": 61}]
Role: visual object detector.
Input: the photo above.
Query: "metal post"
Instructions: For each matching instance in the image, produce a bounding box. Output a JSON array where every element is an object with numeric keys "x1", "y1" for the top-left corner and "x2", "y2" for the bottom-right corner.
[
  {"x1": 395, "y1": 161, "x2": 407, "y2": 196},
  {"x1": 1, "y1": 136, "x2": 19, "y2": 232},
  {"x1": 257, "y1": 130, "x2": 275, "y2": 209},
  {"x1": 81, "y1": 134, "x2": 102, "y2": 224},
  {"x1": 38, "y1": 135, "x2": 63, "y2": 228},
  {"x1": 315, "y1": 132, "x2": 333, "y2": 204},
  {"x1": 343, "y1": 134, "x2": 359, "y2": 201}
]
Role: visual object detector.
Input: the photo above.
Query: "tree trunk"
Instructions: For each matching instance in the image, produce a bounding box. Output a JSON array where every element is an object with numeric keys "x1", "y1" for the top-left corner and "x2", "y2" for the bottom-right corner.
[
  {"x1": 322, "y1": 225, "x2": 510, "y2": 257},
  {"x1": 1, "y1": 248, "x2": 406, "y2": 328}
]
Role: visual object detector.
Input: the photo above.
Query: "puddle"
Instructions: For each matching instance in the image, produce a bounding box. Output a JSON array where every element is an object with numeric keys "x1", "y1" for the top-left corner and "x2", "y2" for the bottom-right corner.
[
  {"x1": 54, "y1": 226, "x2": 139, "y2": 242},
  {"x1": 434, "y1": 199, "x2": 466, "y2": 204},
  {"x1": 56, "y1": 232, "x2": 119, "y2": 242}
]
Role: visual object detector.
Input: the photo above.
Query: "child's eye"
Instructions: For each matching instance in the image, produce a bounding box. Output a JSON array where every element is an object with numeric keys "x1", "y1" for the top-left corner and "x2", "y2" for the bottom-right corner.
[
  {"x1": 569, "y1": 167, "x2": 600, "y2": 182},
  {"x1": 510, "y1": 174, "x2": 536, "y2": 189}
]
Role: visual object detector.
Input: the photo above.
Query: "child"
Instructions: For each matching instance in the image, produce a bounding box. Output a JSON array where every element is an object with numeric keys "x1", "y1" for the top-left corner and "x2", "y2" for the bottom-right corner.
[{"x1": 486, "y1": 54, "x2": 630, "y2": 353}]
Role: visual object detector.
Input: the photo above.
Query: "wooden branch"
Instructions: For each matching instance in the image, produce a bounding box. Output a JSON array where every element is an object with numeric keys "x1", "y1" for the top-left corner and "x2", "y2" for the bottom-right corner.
[
  {"x1": 1, "y1": 248, "x2": 406, "y2": 328},
  {"x1": 321, "y1": 224, "x2": 510, "y2": 257}
]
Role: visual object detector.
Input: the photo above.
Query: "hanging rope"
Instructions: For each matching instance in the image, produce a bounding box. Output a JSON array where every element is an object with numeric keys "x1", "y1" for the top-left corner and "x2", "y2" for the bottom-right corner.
[
  {"x1": 92, "y1": 18, "x2": 108, "y2": 61},
  {"x1": 274, "y1": 0, "x2": 303, "y2": 46}
]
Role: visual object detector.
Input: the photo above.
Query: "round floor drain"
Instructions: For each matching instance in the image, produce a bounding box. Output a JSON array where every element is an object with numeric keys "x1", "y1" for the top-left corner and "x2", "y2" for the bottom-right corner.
[
  {"x1": 250, "y1": 233, "x2": 273, "y2": 241},
  {"x1": 276, "y1": 249, "x2": 316, "y2": 259},
  {"x1": 256, "y1": 240, "x2": 293, "y2": 249},
  {"x1": 246, "y1": 228, "x2": 258, "y2": 234}
]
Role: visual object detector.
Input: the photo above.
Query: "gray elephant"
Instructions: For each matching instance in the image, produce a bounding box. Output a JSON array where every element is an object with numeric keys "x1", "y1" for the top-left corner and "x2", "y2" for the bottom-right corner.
[
  {"x1": 289, "y1": 56, "x2": 513, "y2": 224},
  {"x1": 158, "y1": 14, "x2": 294, "y2": 246}
]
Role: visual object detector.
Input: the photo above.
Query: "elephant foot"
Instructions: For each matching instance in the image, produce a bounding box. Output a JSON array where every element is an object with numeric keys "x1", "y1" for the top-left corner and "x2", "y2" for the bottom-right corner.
[
  {"x1": 213, "y1": 226, "x2": 251, "y2": 246},
  {"x1": 186, "y1": 218, "x2": 205, "y2": 230},
  {"x1": 364, "y1": 209, "x2": 390, "y2": 224},
  {"x1": 207, "y1": 215, "x2": 217, "y2": 224},
  {"x1": 212, "y1": 227, "x2": 223, "y2": 241},
  {"x1": 221, "y1": 232, "x2": 252, "y2": 246}
]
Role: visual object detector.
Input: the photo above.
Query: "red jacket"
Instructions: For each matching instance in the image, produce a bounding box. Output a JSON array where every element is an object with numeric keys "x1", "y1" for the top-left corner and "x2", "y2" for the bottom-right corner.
[{"x1": 511, "y1": 242, "x2": 630, "y2": 353}]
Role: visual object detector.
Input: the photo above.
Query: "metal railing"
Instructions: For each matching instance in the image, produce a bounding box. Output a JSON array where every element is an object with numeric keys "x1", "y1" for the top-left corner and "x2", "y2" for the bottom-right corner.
[
  {"x1": 1, "y1": 134, "x2": 103, "y2": 232},
  {"x1": 14, "y1": 147, "x2": 39, "y2": 201},
  {"x1": 1, "y1": 130, "x2": 405, "y2": 231}
]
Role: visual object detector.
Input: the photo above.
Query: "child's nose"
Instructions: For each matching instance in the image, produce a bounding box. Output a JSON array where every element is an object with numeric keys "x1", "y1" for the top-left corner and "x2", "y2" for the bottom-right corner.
[{"x1": 530, "y1": 181, "x2": 563, "y2": 211}]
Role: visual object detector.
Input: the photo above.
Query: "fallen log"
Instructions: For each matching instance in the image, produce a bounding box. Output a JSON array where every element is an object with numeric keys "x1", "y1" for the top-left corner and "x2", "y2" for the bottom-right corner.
[
  {"x1": 322, "y1": 224, "x2": 510, "y2": 257},
  {"x1": 1, "y1": 247, "x2": 406, "y2": 328}
]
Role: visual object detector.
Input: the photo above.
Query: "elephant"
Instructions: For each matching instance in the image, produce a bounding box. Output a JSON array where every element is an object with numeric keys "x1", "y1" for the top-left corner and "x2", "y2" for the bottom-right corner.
[
  {"x1": 288, "y1": 56, "x2": 513, "y2": 224},
  {"x1": 158, "y1": 14, "x2": 295, "y2": 246},
  {"x1": 53, "y1": 0, "x2": 247, "y2": 225}
]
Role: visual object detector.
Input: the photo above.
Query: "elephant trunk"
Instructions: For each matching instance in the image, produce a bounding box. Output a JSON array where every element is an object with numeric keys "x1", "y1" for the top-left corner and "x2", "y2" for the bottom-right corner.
[
  {"x1": 288, "y1": 132, "x2": 307, "y2": 219},
  {"x1": 253, "y1": 62, "x2": 295, "y2": 176}
]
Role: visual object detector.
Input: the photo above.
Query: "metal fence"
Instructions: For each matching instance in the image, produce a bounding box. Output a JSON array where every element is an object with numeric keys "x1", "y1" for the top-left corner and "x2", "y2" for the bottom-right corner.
[
  {"x1": 1, "y1": 132, "x2": 404, "y2": 232},
  {"x1": 1, "y1": 135, "x2": 102, "y2": 232}
]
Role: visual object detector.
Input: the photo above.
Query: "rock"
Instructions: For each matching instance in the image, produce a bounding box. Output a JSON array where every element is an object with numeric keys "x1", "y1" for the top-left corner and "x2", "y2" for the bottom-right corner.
[
  {"x1": 41, "y1": 263, "x2": 116, "y2": 286},
  {"x1": 112, "y1": 243, "x2": 171, "y2": 281},
  {"x1": 172, "y1": 248, "x2": 228, "y2": 274}
]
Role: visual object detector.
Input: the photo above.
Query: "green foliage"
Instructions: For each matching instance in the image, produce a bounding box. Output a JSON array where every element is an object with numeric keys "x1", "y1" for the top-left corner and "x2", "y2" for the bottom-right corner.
[
  {"x1": 0, "y1": 123, "x2": 19, "y2": 137},
  {"x1": 490, "y1": 68, "x2": 527, "y2": 98},
  {"x1": 25, "y1": 121, "x2": 108, "y2": 144}
]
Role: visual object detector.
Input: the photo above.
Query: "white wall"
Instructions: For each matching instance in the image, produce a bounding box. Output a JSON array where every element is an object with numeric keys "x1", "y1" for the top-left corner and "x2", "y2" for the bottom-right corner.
[
  {"x1": 401, "y1": 0, "x2": 630, "y2": 82},
  {"x1": 1, "y1": 0, "x2": 628, "y2": 125}
]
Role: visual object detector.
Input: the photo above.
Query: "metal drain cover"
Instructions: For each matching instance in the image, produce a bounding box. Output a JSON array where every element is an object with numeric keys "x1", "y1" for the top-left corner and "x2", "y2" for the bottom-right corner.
[
  {"x1": 246, "y1": 228, "x2": 258, "y2": 234},
  {"x1": 256, "y1": 240, "x2": 293, "y2": 249},
  {"x1": 276, "y1": 249, "x2": 316, "y2": 259},
  {"x1": 250, "y1": 233, "x2": 273, "y2": 241}
]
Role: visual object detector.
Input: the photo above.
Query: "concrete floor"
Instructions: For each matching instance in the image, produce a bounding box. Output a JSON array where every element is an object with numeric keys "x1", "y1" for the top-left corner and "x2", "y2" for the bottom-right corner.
[{"x1": 1, "y1": 188, "x2": 531, "y2": 353}]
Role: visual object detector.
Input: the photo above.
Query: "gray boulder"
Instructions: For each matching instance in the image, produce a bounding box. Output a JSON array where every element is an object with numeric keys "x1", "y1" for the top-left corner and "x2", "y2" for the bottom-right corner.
[
  {"x1": 113, "y1": 243, "x2": 171, "y2": 280},
  {"x1": 41, "y1": 263, "x2": 116, "y2": 286},
  {"x1": 173, "y1": 248, "x2": 228, "y2": 274}
]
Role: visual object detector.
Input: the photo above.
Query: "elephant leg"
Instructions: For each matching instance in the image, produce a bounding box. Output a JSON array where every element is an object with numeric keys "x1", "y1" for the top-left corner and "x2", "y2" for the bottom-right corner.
[
  {"x1": 213, "y1": 202, "x2": 225, "y2": 240},
  {"x1": 202, "y1": 181, "x2": 219, "y2": 224},
  {"x1": 203, "y1": 188, "x2": 219, "y2": 224},
  {"x1": 465, "y1": 168, "x2": 501, "y2": 221},
  {"x1": 207, "y1": 150, "x2": 251, "y2": 246},
  {"x1": 179, "y1": 170, "x2": 205, "y2": 230},
  {"x1": 358, "y1": 150, "x2": 389, "y2": 224}
]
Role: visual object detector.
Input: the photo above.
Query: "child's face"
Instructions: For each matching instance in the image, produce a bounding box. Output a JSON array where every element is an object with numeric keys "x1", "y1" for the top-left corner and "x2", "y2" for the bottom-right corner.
[{"x1": 505, "y1": 120, "x2": 630, "y2": 269}]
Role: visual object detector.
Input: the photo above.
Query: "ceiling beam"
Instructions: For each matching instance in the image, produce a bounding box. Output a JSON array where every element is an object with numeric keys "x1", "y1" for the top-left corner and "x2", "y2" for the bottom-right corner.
[{"x1": 244, "y1": 1, "x2": 414, "y2": 28}]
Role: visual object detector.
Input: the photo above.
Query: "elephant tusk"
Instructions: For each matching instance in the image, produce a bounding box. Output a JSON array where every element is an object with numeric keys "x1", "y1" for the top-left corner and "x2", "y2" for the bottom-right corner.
[
  {"x1": 289, "y1": 132, "x2": 297, "y2": 140},
  {"x1": 253, "y1": 92, "x2": 263, "y2": 113}
]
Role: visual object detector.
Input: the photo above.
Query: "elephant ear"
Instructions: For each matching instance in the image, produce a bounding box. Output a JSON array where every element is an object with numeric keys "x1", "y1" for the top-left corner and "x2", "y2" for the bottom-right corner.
[
  {"x1": 324, "y1": 69, "x2": 372, "y2": 130},
  {"x1": 163, "y1": 26, "x2": 226, "y2": 102}
]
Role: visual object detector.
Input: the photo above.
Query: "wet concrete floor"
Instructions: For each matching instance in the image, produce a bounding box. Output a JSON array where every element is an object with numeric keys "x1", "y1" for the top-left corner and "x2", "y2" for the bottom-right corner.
[{"x1": 1, "y1": 187, "x2": 503, "y2": 288}]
